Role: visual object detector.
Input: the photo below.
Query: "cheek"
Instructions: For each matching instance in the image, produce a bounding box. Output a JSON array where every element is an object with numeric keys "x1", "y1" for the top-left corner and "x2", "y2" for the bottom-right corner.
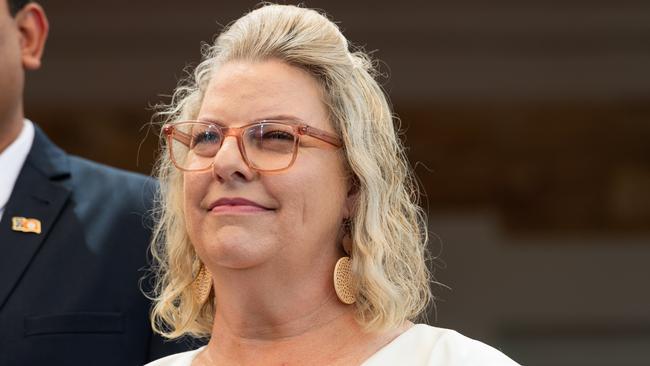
[
  {"x1": 182, "y1": 174, "x2": 196, "y2": 210},
  {"x1": 314, "y1": 175, "x2": 349, "y2": 220},
  {"x1": 275, "y1": 158, "x2": 349, "y2": 230},
  {"x1": 182, "y1": 172, "x2": 210, "y2": 230}
]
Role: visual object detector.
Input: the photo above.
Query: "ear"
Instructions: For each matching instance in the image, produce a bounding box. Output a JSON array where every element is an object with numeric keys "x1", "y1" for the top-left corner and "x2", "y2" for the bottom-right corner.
[{"x1": 15, "y1": 3, "x2": 49, "y2": 70}]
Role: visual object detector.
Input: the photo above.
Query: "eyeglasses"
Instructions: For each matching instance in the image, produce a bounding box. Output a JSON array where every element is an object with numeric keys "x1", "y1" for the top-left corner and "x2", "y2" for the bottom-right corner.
[{"x1": 162, "y1": 120, "x2": 342, "y2": 173}]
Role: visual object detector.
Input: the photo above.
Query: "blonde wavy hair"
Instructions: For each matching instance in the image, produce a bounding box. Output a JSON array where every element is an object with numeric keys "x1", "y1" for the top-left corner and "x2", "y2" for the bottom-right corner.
[{"x1": 150, "y1": 3, "x2": 432, "y2": 339}]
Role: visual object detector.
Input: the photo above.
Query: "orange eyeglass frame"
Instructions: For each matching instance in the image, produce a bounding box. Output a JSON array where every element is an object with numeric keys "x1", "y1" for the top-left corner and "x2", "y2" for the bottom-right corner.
[{"x1": 162, "y1": 120, "x2": 343, "y2": 173}]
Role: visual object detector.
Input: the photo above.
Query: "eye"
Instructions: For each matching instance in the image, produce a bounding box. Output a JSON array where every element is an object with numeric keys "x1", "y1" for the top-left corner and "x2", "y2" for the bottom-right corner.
[
  {"x1": 245, "y1": 124, "x2": 296, "y2": 154},
  {"x1": 261, "y1": 129, "x2": 295, "y2": 141},
  {"x1": 191, "y1": 130, "x2": 221, "y2": 147}
]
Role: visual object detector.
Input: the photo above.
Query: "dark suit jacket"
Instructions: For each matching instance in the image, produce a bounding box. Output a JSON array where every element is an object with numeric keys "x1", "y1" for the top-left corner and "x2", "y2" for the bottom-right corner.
[{"x1": 0, "y1": 126, "x2": 193, "y2": 365}]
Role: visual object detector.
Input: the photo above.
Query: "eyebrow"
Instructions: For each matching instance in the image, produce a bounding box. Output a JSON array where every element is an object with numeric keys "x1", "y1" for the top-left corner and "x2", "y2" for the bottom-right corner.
[{"x1": 198, "y1": 114, "x2": 306, "y2": 125}]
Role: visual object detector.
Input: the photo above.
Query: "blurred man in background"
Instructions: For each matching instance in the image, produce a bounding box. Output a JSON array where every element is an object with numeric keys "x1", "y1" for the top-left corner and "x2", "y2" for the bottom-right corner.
[{"x1": 0, "y1": 1, "x2": 191, "y2": 364}]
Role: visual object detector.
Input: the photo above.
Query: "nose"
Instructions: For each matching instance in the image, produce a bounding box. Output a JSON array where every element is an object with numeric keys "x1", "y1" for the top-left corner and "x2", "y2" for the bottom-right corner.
[{"x1": 211, "y1": 136, "x2": 255, "y2": 182}]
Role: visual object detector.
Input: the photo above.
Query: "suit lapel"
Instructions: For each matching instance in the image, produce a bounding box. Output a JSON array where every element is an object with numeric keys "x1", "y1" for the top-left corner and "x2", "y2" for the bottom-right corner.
[{"x1": 0, "y1": 126, "x2": 71, "y2": 310}]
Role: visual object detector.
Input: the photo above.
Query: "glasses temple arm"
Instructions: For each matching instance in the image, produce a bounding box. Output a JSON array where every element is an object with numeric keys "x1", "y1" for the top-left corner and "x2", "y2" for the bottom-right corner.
[
  {"x1": 300, "y1": 126, "x2": 342, "y2": 148},
  {"x1": 164, "y1": 125, "x2": 192, "y2": 147}
]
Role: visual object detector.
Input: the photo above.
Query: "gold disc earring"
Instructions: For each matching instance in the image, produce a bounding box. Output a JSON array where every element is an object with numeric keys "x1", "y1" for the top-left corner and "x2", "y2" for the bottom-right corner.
[
  {"x1": 334, "y1": 231, "x2": 356, "y2": 304},
  {"x1": 334, "y1": 256, "x2": 355, "y2": 304},
  {"x1": 192, "y1": 262, "x2": 212, "y2": 306}
]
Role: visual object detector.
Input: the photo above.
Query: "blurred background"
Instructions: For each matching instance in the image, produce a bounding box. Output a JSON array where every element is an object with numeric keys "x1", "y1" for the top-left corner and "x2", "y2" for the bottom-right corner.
[{"x1": 24, "y1": 1, "x2": 650, "y2": 365}]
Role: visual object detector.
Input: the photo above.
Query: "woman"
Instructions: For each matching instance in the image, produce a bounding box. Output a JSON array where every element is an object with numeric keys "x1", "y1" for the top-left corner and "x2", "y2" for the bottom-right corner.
[{"x1": 146, "y1": 4, "x2": 520, "y2": 366}]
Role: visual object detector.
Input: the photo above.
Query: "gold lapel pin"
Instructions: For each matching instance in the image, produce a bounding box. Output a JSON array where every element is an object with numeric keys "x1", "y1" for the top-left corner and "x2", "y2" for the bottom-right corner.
[{"x1": 11, "y1": 217, "x2": 42, "y2": 234}]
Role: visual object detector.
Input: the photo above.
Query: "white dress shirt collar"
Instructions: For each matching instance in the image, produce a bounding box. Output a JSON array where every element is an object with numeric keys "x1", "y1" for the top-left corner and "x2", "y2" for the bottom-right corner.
[{"x1": 0, "y1": 119, "x2": 35, "y2": 221}]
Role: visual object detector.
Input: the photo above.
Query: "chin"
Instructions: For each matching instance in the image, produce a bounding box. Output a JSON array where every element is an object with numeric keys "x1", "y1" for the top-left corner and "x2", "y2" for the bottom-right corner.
[{"x1": 198, "y1": 229, "x2": 277, "y2": 270}]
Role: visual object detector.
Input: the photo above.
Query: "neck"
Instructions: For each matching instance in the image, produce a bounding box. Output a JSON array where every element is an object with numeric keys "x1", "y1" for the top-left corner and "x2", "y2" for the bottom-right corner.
[
  {"x1": 210, "y1": 255, "x2": 349, "y2": 338},
  {"x1": 200, "y1": 256, "x2": 367, "y2": 365},
  {"x1": 204, "y1": 305, "x2": 365, "y2": 366},
  {"x1": 0, "y1": 103, "x2": 24, "y2": 153}
]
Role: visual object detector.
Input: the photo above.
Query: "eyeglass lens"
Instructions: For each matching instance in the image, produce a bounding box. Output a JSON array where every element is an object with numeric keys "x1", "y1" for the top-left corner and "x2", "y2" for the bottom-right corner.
[{"x1": 170, "y1": 122, "x2": 298, "y2": 171}]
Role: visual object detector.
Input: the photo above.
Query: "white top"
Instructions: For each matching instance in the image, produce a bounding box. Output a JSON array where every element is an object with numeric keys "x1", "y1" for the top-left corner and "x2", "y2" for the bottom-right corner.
[
  {"x1": 0, "y1": 119, "x2": 35, "y2": 221},
  {"x1": 146, "y1": 324, "x2": 520, "y2": 366}
]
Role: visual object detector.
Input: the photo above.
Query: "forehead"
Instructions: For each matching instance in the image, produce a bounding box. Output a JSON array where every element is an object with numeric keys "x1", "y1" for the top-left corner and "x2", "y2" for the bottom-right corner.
[{"x1": 198, "y1": 59, "x2": 331, "y2": 130}]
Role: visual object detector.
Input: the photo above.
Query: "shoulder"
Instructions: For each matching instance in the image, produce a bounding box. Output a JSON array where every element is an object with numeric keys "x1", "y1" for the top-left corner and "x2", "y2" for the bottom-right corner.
[
  {"x1": 363, "y1": 324, "x2": 521, "y2": 366},
  {"x1": 145, "y1": 347, "x2": 204, "y2": 366},
  {"x1": 68, "y1": 155, "x2": 153, "y2": 190},
  {"x1": 27, "y1": 124, "x2": 156, "y2": 200},
  {"x1": 67, "y1": 156, "x2": 157, "y2": 207}
]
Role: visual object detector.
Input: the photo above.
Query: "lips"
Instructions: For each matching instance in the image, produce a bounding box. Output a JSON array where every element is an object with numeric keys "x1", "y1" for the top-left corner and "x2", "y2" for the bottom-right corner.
[{"x1": 207, "y1": 197, "x2": 272, "y2": 213}]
